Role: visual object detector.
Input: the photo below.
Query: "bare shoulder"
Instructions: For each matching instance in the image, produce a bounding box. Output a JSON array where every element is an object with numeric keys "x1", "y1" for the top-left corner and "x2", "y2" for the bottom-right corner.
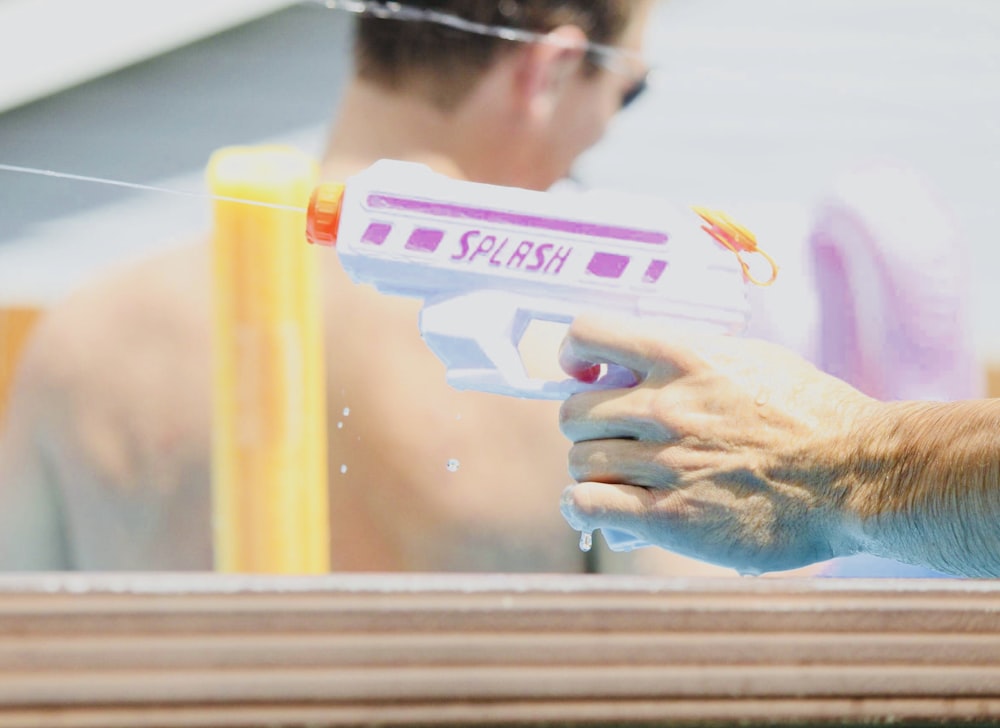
[
  {"x1": 0, "y1": 239, "x2": 215, "y2": 568},
  {"x1": 25, "y1": 240, "x2": 212, "y2": 396},
  {"x1": 16, "y1": 239, "x2": 214, "y2": 485}
]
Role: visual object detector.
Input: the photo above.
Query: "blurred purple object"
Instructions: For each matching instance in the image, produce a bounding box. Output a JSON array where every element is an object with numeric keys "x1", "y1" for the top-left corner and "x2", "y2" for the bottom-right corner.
[{"x1": 808, "y1": 162, "x2": 981, "y2": 578}]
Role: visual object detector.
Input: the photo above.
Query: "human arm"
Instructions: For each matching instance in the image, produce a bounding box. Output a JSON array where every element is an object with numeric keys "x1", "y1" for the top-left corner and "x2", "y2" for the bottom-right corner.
[{"x1": 557, "y1": 314, "x2": 1000, "y2": 577}]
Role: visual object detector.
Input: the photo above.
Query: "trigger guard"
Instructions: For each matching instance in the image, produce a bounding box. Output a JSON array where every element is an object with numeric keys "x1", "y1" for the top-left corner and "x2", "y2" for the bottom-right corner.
[{"x1": 420, "y1": 291, "x2": 636, "y2": 400}]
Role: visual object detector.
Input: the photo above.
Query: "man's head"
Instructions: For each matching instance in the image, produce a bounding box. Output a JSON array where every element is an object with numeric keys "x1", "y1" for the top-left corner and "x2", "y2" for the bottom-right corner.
[
  {"x1": 346, "y1": 0, "x2": 653, "y2": 190},
  {"x1": 354, "y1": 1, "x2": 641, "y2": 111}
]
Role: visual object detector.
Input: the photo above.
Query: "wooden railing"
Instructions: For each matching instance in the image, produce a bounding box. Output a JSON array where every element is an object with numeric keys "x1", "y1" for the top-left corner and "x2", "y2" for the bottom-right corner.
[{"x1": 0, "y1": 573, "x2": 998, "y2": 727}]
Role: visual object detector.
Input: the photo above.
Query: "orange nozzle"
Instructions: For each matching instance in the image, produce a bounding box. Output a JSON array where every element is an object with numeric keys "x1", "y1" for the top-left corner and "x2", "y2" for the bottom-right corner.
[{"x1": 306, "y1": 183, "x2": 346, "y2": 246}]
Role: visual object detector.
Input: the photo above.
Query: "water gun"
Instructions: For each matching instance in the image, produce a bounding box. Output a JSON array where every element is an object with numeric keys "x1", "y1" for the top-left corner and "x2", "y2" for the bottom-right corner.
[{"x1": 306, "y1": 159, "x2": 771, "y2": 399}]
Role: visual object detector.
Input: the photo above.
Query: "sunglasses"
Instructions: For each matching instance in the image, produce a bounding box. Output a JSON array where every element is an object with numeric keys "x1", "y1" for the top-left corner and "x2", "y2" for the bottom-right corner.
[
  {"x1": 621, "y1": 73, "x2": 649, "y2": 110},
  {"x1": 588, "y1": 52, "x2": 650, "y2": 110},
  {"x1": 318, "y1": 0, "x2": 651, "y2": 110}
]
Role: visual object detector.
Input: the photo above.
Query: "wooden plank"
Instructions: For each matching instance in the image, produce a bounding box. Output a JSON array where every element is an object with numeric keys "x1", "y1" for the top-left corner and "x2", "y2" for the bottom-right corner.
[
  {"x1": 2, "y1": 632, "x2": 999, "y2": 671},
  {"x1": 0, "y1": 574, "x2": 998, "y2": 726}
]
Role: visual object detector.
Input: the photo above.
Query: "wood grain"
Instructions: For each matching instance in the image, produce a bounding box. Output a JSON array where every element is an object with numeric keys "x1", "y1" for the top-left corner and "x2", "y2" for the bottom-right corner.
[{"x1": 0, "y1": 573, "x2": 997, "y2": 727}]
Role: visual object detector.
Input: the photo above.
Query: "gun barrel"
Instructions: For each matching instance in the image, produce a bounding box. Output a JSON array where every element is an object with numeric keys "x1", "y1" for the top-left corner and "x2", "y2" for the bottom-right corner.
[{"x1": 325, "y1": 160, "x2": 748, "y2": 330}]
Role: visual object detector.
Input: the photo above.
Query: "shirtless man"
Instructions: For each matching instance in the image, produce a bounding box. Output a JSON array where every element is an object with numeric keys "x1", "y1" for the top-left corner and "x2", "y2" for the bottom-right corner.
[{"x1": 0, "y1": 0, "x2": 654, "y2": 571}]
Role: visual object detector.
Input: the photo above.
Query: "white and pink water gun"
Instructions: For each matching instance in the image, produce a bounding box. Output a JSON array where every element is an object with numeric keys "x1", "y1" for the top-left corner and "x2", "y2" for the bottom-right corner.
[{"x1": 306, "y1": 159, "x2": 774, "y2": 399}]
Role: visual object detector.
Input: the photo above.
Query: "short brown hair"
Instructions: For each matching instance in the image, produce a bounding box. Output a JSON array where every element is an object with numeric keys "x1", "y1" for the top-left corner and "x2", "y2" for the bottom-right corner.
[{"x1": 354, "y1": 1, "x2": 636, "y2": 110}]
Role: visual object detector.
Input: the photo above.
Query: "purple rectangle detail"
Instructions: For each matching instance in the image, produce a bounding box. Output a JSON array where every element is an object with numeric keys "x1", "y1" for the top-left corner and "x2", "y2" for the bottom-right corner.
[
  {"x1": 643, "y1": 259, "x2": 668, "y2": 283},
  {"x1": 367, "y1": 194, "x2": 668, "y2": 245},
  {"x1": 406, "y1": 227, "x2": 445, "y2": 252},
  {"x1": 361, "y1": 222, "x2": 392, "y2": 245},
  {"x1": 587, "y1": 253, "x2": 630, "y2": 279}
]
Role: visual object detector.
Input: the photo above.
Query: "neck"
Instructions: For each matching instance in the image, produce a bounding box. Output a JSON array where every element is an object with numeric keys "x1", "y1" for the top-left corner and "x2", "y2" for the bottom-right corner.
[
  {"x1": 320, "y1": 80, "x2": 473, "y2": 183},
  {"x1": 319, "y1": 75, "x2": 539, "y2": 188}
]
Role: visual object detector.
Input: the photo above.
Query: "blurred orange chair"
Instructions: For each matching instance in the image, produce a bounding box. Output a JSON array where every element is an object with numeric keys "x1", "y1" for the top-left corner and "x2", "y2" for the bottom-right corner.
[
  {"x1": 988, "y1": 362, "x2": 1000, "y2": 398},
  {"x1": 0, "y1": 305, "x2": 43, "y2": 424}
]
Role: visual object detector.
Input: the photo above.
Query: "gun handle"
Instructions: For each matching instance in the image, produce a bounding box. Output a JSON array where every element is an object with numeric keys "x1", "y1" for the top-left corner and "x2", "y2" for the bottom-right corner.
[{"x1": 418, "y1": 291, "x2": 635, "y2": 400}]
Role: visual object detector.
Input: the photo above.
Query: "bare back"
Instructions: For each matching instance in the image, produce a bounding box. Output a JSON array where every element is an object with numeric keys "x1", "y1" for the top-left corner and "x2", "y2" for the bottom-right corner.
[{"x1": 0, "y1": 236, "x2": 583, "y2": 572}]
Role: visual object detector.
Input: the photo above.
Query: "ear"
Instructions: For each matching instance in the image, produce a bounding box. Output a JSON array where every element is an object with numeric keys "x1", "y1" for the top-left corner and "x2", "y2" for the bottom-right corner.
[{"x1": 514, "y1": 24, "x2": 589, "y2": 121}]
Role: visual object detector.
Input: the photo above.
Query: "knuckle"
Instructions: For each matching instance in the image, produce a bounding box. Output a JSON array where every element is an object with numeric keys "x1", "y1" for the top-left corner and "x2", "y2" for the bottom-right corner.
[
  {"x1": 557, "y1": 398, "x2": 578, "y2": 436},
  {"x1": 569, "y1": 481, "x2": 599, "y2": 517},
  {"x1": 644, "y1": 388, "x2": 682, "y2": 437}
]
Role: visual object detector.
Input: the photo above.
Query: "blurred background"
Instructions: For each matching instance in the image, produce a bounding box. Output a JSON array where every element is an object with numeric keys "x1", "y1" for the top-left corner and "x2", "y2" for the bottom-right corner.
[{"x1": 1, "y1": 0, "x2": 998, "y2": 369}]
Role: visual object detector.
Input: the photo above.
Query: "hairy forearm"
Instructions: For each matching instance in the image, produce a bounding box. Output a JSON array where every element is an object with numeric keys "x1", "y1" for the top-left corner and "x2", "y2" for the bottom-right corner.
[{"x1": 843, "y1": 399, "x2": 1000, "y2": 577}]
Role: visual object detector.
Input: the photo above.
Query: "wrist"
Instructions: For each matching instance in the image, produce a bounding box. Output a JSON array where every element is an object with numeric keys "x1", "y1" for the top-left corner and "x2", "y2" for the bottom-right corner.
[
  {"x1": 835, "y1": 400, "x2": 921, "y2": 560},
  {"x1": 819, "y1": 398, "x2": 896, "y2": 561},
  {"x1": 774, "y1": 393, "x2": 887, "y2": 564},
  {"x1": 836, "y1": 399, "x2": 1000, "y2": 574}
]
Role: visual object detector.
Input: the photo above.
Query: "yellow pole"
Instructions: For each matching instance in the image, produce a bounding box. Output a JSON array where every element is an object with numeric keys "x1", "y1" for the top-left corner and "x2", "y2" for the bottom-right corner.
[{"x1": 207, "y1": 145, "x2": 329, "y2": 573}]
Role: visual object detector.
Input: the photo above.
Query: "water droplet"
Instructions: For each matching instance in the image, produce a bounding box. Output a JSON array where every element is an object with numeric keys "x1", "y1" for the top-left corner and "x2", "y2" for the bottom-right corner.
[
  {"x1": 455, "y1": 413, "x2": 462, "y2": 421},
  {"x1": 754, "y1": 389, "x2": 769, "y2": 407},
  {"x1": 578, "y1": 531, "x2": 593, "y2": 552},
  {"x1": 336, "y1": 421, "x2": 343, "y2": 429},
  {"x1": 738, "y1": 568, "x2": 761, "y2": 578},
  {"x1": 339, "y1": 464, "x2": 348, "y2": 475},
  {"x1": 446, "y1": 458, "x2": 460, "y2": 472},
  {"x1": 342, "y1": 407, "x2": 351, "y2": 417}
]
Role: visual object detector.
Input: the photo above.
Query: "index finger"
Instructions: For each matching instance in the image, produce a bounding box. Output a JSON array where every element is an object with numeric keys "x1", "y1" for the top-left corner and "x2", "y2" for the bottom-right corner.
[{"x1": 562, "y1": 314, "x2": 706, "y2": 381}]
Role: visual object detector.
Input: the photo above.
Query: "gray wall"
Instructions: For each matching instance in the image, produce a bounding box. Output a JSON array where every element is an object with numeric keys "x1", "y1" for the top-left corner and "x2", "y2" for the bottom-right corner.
[{"x1": 0, "y1": 5, "x2": 348, "y2": 297}]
